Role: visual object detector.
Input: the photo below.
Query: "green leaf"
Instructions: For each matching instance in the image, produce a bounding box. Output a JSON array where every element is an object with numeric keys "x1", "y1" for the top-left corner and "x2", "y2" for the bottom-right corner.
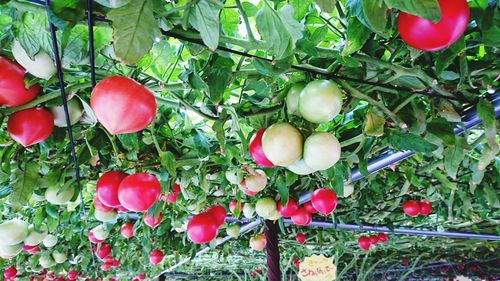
[
  {"x1": 480, "y1": 2, "x2": 500, "y2": 47},
  {"x1": 256, "y1": 4, "x2": 303, "y2": 59},
  {"x1": 477, "y1": 99, "x2": 498, "y2": 152},
  {"x1": 388, "y1": 130, "x2": 438, "y2": 154},
  {"x1": 342, "y1": 17, "x2": 371, "y2": 56},
  {"x1": 0, "y1": 185, "x2": 11, "y2": 199},
  {"x1": 384, "y1": 0, "x2": 441, "y2": 22},
  {"x1": 221, "y1": 8, "x2": 240, "y2": 36},
  {"x1": 427, "y1": 117, "x2": 456, "y2": 146},
  {"x1": 108, "y1": 0, "x2": 158, "y2": 64},
  {"x1": 160, "y1": 151, "x2": 177, "y2": 178},
  {"x1": 11, "y1": 162, "x2": 39, "y2": 211},
  {"x1": 14, "y1": 12, "x2": 52, "y2": 59},
  {"x1": 95, "y1": 0, "x2": 130, "y2": 8},
  {"x1": 443, "y1": 141, "x2": 465, "y2": 179},
  {"x1": 364, "y1": 109, "x2": 385, "y2": 137},
  {"x1": 362, "y1": 0, "x2": 388, "y2": 33},
  {"x1": 431, "y1": 170, "x2": 457, "y2": 190},
  {"x1": 291, "y1": 0, "x2": 313, "y2": 19},
  {"x1": 315, "y1": 0, "x2": 336, "y2": 13},
  {"x1": 48, "y1": 0, "x2": 85, "y2": 29},
  {"x1": 435, "y1": 37, "x2": 465, "y2": 74},
  {"x1": 276, "y1": 175, "x2": 289, "y2": 206},
  {"x1": 205, "y1": 56, "x2": 234, "y2": 104},
  {"x1": 188, "y1": 0, "x2": 223, "y2": 51}
]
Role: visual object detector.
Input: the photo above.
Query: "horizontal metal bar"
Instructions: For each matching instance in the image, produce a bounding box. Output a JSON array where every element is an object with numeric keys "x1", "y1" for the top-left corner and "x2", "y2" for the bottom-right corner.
[{"x1": 282, "y1": 219, "x2": 500, "y2": 241}]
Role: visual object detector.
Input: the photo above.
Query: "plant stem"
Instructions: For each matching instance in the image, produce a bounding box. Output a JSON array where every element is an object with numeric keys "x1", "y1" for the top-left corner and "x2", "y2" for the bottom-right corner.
[
  {"x1": 3, "y1": 92, "x2": 60, "y2": 114},
  {"x1": 235, "y1": 0, "x2": 256, "y2": 42}
]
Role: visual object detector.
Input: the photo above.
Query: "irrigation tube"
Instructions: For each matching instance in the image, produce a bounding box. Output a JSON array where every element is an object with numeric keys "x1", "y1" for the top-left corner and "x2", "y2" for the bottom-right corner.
[{"x1": 282, "y1": 219, "x2": 500, "y2": 241}]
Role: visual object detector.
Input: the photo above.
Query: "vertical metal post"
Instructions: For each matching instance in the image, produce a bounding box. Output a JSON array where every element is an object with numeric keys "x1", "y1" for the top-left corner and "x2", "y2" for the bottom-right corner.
[
  {"x1": 86, "y1": 0, "x2": 96, "y2": 88},
  {"x1": 265, "y1": 220, "x2": 281, "y2": 281}
]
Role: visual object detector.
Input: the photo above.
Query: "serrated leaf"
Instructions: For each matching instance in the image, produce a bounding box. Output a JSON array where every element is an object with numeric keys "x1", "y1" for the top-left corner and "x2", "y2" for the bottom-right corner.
[
  {"x1": 14, "y1": 12, "x2": 52, "y2": 59},
  {"x1": 188, "y1": 0, "x2": 223, "y2": 51},
  {"x1": 342, "y1": 17, "x2": 371, "y2": 56},
  {"x1": 160, "y1": 151, "x2": 177, "y2": 178},
  {"x1": 362, "y1": 0, "x2": 388, "y2": 33},
  {"x1": 388, "y1": 130, "x2": 438, "y2": 154},
  {"x1": 443, "y1": 141, "x2": 465, "y2": 179},
  {"x1": 435, "y1": 37, "x2": 465, "y2": 74},
  {"x1": 276, "y1": 175, "x2": 289, "y2": 206},
  {"x1": 48, "y1": 0, "x2": 85, "y2": 29},
  {"x1": 384, "y1": 0, "x2": 441, "y2": 22},
  {"x1": 427, "y1": 117, "x2": 456, "y2": 146},
  {"x1": 291, "y1": 0, "x2": 313, "y2": 19},
  {"x1": 108, "y1": 0, "x2": 157, "y2": 64},
  {"x1": 315, "y1": 0, "x2": 336, "y2": 12},
  {"x1": 11, "y1": 162, "x2": 39, "y2": 211},
  {"x1": 364, "y1": 109, "x2": 385, "y2": 137}
]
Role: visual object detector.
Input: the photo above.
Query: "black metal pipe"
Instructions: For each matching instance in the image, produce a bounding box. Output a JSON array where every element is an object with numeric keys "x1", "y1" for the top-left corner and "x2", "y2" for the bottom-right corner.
[
  {"x1": 86, "y1": 0, "x2": 96, "y2": 88},
  {"x1": 264, "y1": 220, "x2": 281, "y2": 281}
]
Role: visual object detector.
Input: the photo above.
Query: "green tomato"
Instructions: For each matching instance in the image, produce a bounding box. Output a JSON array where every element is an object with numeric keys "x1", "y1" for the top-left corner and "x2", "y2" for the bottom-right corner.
[
  {"x1": 245, "y1": 169, "x2": 267, "y2": 192},
  {"x1": 262, "y1": 123, "x2": 303, "y2": 166},
  {"x1": 50, "y1": 98, "x2": 84, "y2": 127},
  {"x1": 343, "y1": 184, "x2": 354, "y2": 198},
  {"x1": 303, "y1": 133, "x2": 341, "y2": 171},
  {"x1": 299, "y1": 80, "x2": 343, "y2": 123},
  {"x1": 52, "y1": 250, "x2": 67, "y2": 264},
  {"x1": 255, "y1": 197, "x2": 277, "y2": 219},
  {"x1": 0, "y1": 243, "x2": 22, "y2": 258},
  {"x1": 42, "y1": 234, "x2": 58, "y2": 248},
  {"x1": 243, "y1": 204, "x2": 255, "y2": 219},
  {"x1": 225, "y1": 169, "x2": 242, "y2": 185},
  {"x1": 11, "y1": 39, "x2": 56, "y2": 80},
  {"x1": 45, "y1": 186, "x2": 74, "y2": 205},
  {"x1": 286, "y1": 84, "x2": 304, "y2": 116},
  {"x1": 39, "y1": 254, "x2": 56, "y2": 268},
  {"x1": 287, "y1": 158, "x2": 316, "y2": 175},
  {"x1": 226, "y1": 225, "x2": 241, "y2": 238},
  {"x1": 0, "y1": 219, "x2": 29, "y2": 246},
  {"x1": 91, "y1": 225, "x2": 109, "y2": 240},
  {"x1": 94, "y1": 209, "x2": 118, "y2": 222},
  {"x1": 24, "y1": 225, "x2": 48, "y2": 246}
]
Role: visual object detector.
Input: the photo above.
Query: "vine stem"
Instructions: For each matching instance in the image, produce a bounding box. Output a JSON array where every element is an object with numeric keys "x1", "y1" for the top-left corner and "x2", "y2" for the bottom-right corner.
[{"x1": 235, "y1": 0, "x2": 256, "y2": 42}]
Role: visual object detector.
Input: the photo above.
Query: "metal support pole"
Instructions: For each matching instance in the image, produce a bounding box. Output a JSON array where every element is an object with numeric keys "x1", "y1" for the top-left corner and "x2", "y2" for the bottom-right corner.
[{"x1": 265, "y1": 220, "x2": 281, "y2": 281}]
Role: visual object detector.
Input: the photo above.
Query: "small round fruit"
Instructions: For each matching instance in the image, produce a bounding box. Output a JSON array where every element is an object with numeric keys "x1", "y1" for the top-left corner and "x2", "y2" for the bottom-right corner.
[
  {"x1": 206, "y1": 205, "x2": 227, "y2": 227},
  {"x1": 0, "y1": 219, "x2": 29, "y2": 246},
  {"x1": 118, "y1": 173, "x2": 161, "y2": 212},
  {"x1": 149, "y1": 249, "x2": 164, "y2": 265},
  {"x1": 402, "y1": 200, "x2": 421, "y2": 217},
  {"x1": 244, "y1": 169, "x2": 267, "y2": 192},
  {"x1": 293, "y1": 259, "x2": 300, "y2": 268},
  {"x1": 290, "y1": 208, "x2": 312, "y2": 226},
  {"x1": 39, "y1": 254, "x2": 56, "y2": 268},
  {"x1": 378, "y1": 233, "x2": 388, "y2": 243},
  {"x1": 52, "y1": 251, "x2": 67, "y2": 264},
  {"x1": 397, "y1": 0, "x2": 469, "y2": 51},
  {"x1": 277, "y1": 198, "x2": 299, "y2": 218},
  {"x1": 50, "y1": 99, "x2": 84, "y2": 127},
  {"x1": 45, "y1": 186, "x2": 74, "y2": 205},
  {"x1": 91, "y1": 225, "x2": 109, "y2": 241},
  {"x1": 88, "y1": 230, "x2": 104, "y2": 244},
  {"x1": 358, "y1": 236, "x2": 371, "y2": 251},
  {"x1": 249, "y1": 129, "x2": 274, "y2": 167},
  {"x1": 255, "y1": 197, "x2": 277, "y2": 219},
  {"x1": 120, "y1": 223, "x2": 134, "y2": 239},
  {"x1": 225, "y1": 169, "x2": 242, "y2": 185},
  {"x1": 0, "y1": 243, "x2": 23, "y2": 258},
  {"x1": 303, "y1": 133, "x2": 341, "y2": 171},
  {"x1": 419, "y1": 200, "x2": 433, "y2": 216},
  {"x1": 0, "y1": 56, "x2": 39, "y2": 107},
  {"x1": 242, "y1": 204, "x2": 255, "y2": 219},
  {"x1": 8, "y1": 108, "x2": 54, "y2": 147},
  {"x1": 262, "y1": 123, "x2": 303, "y2": 166},
  {"x1": 286, "y1": 84, "x2": 304, "y2": 116},
  {"x1": 226, "y1": 225, "x2": 241, "y2": 238},
  {"x1": 144, "y1": 212, "x2": 163, "y2": 229},
  {"x1": 95, "y1": 243, "x2": 111, "y2": 260},
  {"x1": 42, "y1": 235, "x2": 57, "y2": 248},
  {"x1": 229, "y1": 200, "x2": 242, "y2": 213},
  {"x1": 287, "y1": 159, "x2": 316, "y2": 175},
  {"x1": 94, "y1": 209, "x2": 118, "y2": 222},
  {"x1": 343, "y1": 184, "x2": 354, "y2": 198},
  {"x1": 12, "y1": 40, "x2": 56, "y2": 79},
  {"x1": 249, "y1": 233, "x2": 266, "y2": 251},
  {"x1": 303, "y1": 201, "x2": 317, "y2": 214},
  {"x1": 298, "y1": 80, "x2": 343, "y2": 123},
  {"x1": 24, "y1": 225, "x2": 48, "y2": 246},
  {"x1": 369, "y1": 235, "x2": 379, "y2": 245},
  {"x1": 67, "y1": 270, "x2": 78, "y2": 280},
  {"x1": 187, "y1": 212, "x2": 219, "y2": 244},
  {"x1": 3, "y1": 266, "x2": 17, "y2": 279},
  {"x1": 296, "y1": 233, "x2": 306, "y2": 244},
  {"x1": 96, "y1": 171, "x2": 128, "y2": 208},
  {"x1": 311, "y1": 188, "x2": 338, "y2": 216}
]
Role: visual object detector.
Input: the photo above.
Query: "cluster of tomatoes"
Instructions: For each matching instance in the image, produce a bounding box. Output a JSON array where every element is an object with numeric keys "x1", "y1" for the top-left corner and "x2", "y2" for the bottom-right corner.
[
  {"x1": 402, "y1": 200, "x2": 433, "y2": 217},
  {"x1": 358, "y1": 233, "x2": 389, "y2": 251}
]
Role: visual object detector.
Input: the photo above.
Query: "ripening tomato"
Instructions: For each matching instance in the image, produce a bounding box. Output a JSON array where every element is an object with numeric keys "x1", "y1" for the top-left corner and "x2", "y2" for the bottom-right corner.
[
  {"x1": 249, "y1": 128, "x2": 274, "y2": 167},
  {"x1": 402, "y1": 200, "x2": 421, "y2": 217},
  {"x1": 95, "y1": 244, "x2": 111, "y2": 260},
  {"x1": 3, "y1": 266, "x2": 17, "y2": 279},
  {"x1": 290, "y1": 208, "x2": 312, "y2": 226},
  {"x1": 249, "y1": 233, "x2": 266, "y2": 251},
  {"x1": 149, "y1": 249, "x2": 164, "y2": 265},
  {"x1": 101, "y1": 261, "x2": 112, "y2": 271},
  {"x1": 303, "y1": 201, "x2": 317, "y2": 214},
  {"x1": 0, "y1": 56, "x2": 39, "y2": 107},
  {"x1": 293, "y1": 259, "x2": 300, "y2": 268},
  {"x1": 137, "y1": 273, "x2": 146, "y2": 280},
  {"x1": 397, "y1": 0, "x2": 470, "y2": 51},
  {"x1": 311, "y1": 188, "x2": 338, "y2": 216},
  {"x1": 67, "y1": 270, "x2": 78, "y2": 280},
  {"x1": 91, "y1": 76, "x2": 157, "y2": 134},
  {"x1": 419, "y1": 200, "x2": 433, "y2": 216},
  {"x1": 187, "y1": 212, "x2": 219, "y2": 244},
  {"x1": 88, "y1": 229, "x2": 104, "y2": 243},
  {"x1": 358, "y1": 236, "x2": 371, "y2": 251},
  {"x1": 277, "y1": 198, "x2": 299, "y2": 218},
  {"x1": 118, "y1": 173, "x2": 161, "y2": 212},
  {"x1": 120, "y1": 223, "x2": 134, "y2": 239},
  {"x1": 206, "y1": 205, "x2": 227, "y2": 227},
  {"x1": 229, "y1": 200, "x2": 242, "y2": 213},
  {"x1": 369, "y1": 235, "x2": 379, "y2": 245},
  {"x1": 378, "y1": 233, "x2": 388, "y2": 243},
  {"x1": 7, "y1": 108, "x2": 54, "y2": 147},
  {"x1": 295, "y1": 233, "x2": 306, "y2": 244},
  {"x1": 144, "y1": 212, "x2": 163, "y2": 229},
  {"x1": 93, "y1": 196, "x2": 114, "y2": 213},
  {"x1": 96, "y1": 171, "x2": 128, "y2": 208}
]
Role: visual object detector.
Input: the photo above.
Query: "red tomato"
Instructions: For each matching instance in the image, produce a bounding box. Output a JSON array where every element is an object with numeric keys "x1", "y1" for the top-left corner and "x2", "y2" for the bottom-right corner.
[
  {"x1": 206, "y1": 205, "x2": 227, "y2": 227},
  {"x1": 67, "y1": 270, "x2": 77, "y2": 280},
  {"x1": 166, "y1": 191, "x2": 179, "y2": 204},
  {"x1": 369, "y1": 235, "x2": 379, "y2": 245},
  {"x1": 7, "y1": 108, "x2": 54, "y2": 147},
  {"x1": 358, "y1": 236, "x2": 370, "y2": 251},
  {"x1": 88, "y1": 230, "x2": 104, "y2": 244},
  {"x1": 249, "y1": 128, "x2": 274, "y2": 167},
  {"x1": 311, "y1": 188, "x2": 338, "y2": 216},
  {"x1": 290, "y1": 208, "x2": 312, "y2": 226},
  {"x1": 402, "y1": 259, "x2": 409, "y2": 266},
  {"x1": 3, "y1": 266, "x2": 17, "y2": 279},
  {"x1": 377, "y1": 233, "x2": 388, "y2": 243},
  {"x1": 111, "y1": 259, "x2": 120, "y2": 267},
  {"x1": 120, "y1": 223, "x2": 134, "y2": 239},
  {"x1": 95, "y1": 243, "x2": 111, "y2": 260},
  {"x1": 91, "y1": 76, "x2": 156, "y2": 134},
  {"x1": 277, "y1": 198, "x2": 299, "y2": 217},
  {"x1": 229, "y1": 200, "x2": 242, "y2": 213},
  {"x1": 118, "y1": 173, "x2": 161, "y2": 212},
  {"x1": 402, "y1": 200, "x2": 421, "y2": 217},
  {"x1": 149, "y1": 249, "x2": 164, "y2": 265},
  {"x1": 172, "y1": 183, "x2": 181, "y2": 193},
  {"x1": 419, "y1": 200, "x2": 433, "y2": 216},
  {"x1": 23, "y1": 244, "x2": 40, "y2": 255},
  {"x1": 100, "y1": 261, "x2": 112, "y2": 271},
  {"x1": 187, "y1": 212, "x2": 219, "y2": 244},
  {"x1": 293, "y1": 259, "x2": 300, "y2": 268},
  {"x1": 144, "y1": 211, "x2": 163, "y2": 229},
  {"x1": 116, "y1": 205, "x2": 129, "y2": 212},
  {"x1": 243, "y1": 188, "x2": 257, "y2": 197},
  {"x1": 96, "y1": 171, "x2": 128, "y2": 208},
  {"x1": 137, "y1": 273, "x2": 146, "y2": 280},
  {"x1": 0, "y1": 57, "x2": 39, "y2": 107},
  {"x1": 93, "y1": 196, "x2": 114, "y2": 213},
  {"x1": 303, "y1": 201, "x2": 317, "y2": 214},
  {"x1": 397, "y1": 0, "x2": 469, "y2": 51},
  {"x1": 295, "y1": 233, "x2": 306, "y2": 244}
]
